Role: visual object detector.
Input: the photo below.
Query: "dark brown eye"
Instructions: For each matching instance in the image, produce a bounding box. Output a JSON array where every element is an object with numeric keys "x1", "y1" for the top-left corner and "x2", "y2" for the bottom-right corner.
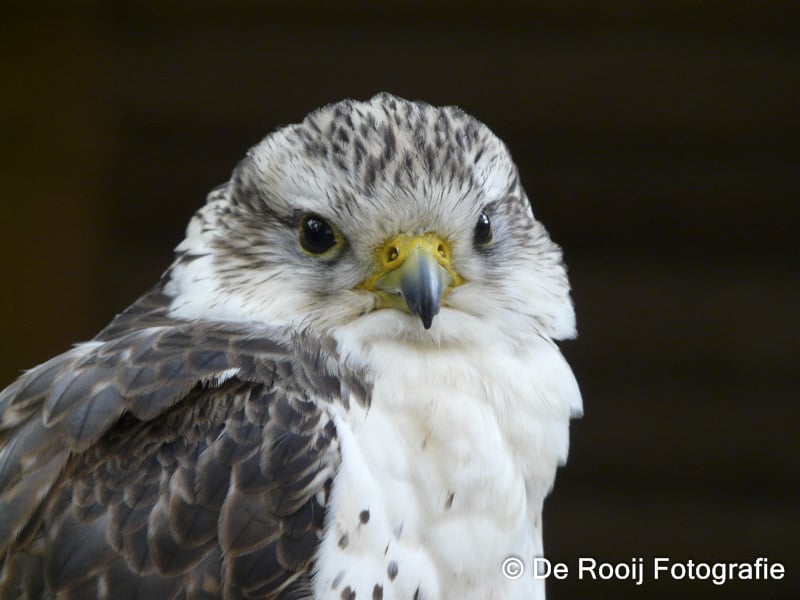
[
  {"x1": 299, "y1": 214, "x2": 337, "y2": 254},
  {"x1": 474, "y1": 210, "x2": 493, "y2": 246}
]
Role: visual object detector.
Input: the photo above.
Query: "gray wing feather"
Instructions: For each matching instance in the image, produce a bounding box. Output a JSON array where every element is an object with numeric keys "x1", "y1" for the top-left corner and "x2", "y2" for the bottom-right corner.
[{"x1": 0, "y1": 309, "x2": 365, "y2": 599}]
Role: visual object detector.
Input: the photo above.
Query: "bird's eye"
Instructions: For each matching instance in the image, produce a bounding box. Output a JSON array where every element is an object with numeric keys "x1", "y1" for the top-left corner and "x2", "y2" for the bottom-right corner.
[
  {"x1": 299, "y1": 214, "x2": 338, "y2": 255},
  {"x1": 474, "y1": 210, "x2": 493, "y2": 247}
]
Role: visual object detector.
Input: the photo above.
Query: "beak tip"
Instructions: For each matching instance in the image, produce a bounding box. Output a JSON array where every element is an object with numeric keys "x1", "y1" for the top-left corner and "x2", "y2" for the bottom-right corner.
[{"x1": 410, "y1": 297, "x2": 439, "y2": 330}]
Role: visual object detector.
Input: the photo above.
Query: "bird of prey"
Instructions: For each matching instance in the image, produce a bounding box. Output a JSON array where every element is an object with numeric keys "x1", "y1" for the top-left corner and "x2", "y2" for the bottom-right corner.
[{"x1": 0, "y1": 93, "x2": 581, "y2": 599}]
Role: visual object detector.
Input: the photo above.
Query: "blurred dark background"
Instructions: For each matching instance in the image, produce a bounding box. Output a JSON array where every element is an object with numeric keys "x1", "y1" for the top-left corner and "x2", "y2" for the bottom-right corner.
[{"x1": 1, "y1": 2, "x2": 797, "y2": 598}]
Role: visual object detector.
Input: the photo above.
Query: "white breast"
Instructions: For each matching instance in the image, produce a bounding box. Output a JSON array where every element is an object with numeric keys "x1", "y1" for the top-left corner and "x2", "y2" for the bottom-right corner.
[{"x1": 313, "y1": 332, "x2": 580, "y2": 600}]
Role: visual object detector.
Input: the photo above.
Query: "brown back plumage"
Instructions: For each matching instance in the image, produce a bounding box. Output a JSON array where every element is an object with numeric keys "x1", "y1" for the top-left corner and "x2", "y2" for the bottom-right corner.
[{"x1": 0, "y1": 290, "x2": 368, "y2": 599}]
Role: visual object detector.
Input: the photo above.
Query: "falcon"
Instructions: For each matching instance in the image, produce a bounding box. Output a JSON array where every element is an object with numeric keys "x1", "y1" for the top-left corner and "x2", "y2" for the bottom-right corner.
[{"x1": 0, "y1": 93, "x2": 582, "y2": 599}]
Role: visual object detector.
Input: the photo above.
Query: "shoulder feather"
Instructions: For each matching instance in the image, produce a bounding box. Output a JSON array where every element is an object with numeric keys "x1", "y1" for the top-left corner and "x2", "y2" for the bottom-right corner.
[{"x1": 0, "y1": 315, "x2": 368, "y2": 599}]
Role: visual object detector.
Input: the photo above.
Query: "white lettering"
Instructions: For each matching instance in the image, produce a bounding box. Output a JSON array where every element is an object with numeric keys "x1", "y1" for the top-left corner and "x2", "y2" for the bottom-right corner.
[
  {"x1": 653, "y1": 557, "x2": 670, "y2": 579},
  {"x1": 531, "y1": 557, "x2": 569, "y2": 580},
  {"x1": 578, "y1": 557, "x2": 597, "y2": 579},
  {"x1": 532, "y1": 557, "x2": 551, "y2": 579}
]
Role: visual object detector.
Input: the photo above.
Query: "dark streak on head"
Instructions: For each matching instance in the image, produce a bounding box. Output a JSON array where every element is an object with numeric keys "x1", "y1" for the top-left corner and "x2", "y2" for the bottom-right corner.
[
  {"x1": 275, "y1": 93, "x2": 510, "y2": 215},
  {"x1": 204, "y1": 93, "x2": 529, "y2": 285}
]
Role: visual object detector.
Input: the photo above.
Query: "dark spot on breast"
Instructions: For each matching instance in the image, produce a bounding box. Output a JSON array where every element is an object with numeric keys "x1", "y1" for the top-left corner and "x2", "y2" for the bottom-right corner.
[
  {"x1": 413, "y1": 587, "x2": 421, "y2": 600},
  {"x1": 332, "y1": 570, "x2": 345, "y2": 590},
  {"x1": 359, "y1": 509, "x2": 370, "y2": 524},
  {"x1": 341, "y1": 586, "x2": 356, "y2": 600},
  {"x1": 372, "y1": 584, "x2": 384, "y2": 600},
  {"x1": 445, "y1": 491, "x2": 455, "y2": 510},
  {"x1": 339, "y1": 533, "x2": 349, "y2": 549},
  {"x1": 387, "y1": 560, "x2": 399, "y2": 581}
]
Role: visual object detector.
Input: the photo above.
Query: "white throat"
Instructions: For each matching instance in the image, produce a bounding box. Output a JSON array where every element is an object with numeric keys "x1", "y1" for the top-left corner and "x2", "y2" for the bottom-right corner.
[{"x1": 312, "y1": 322, "x2": 581, "y2": 599}]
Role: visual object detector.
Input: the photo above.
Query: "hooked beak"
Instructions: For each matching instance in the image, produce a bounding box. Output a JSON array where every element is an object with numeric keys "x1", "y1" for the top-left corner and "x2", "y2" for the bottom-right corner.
[{"x1": 362, "y1": 233, "x2": 462, "y2": 329}]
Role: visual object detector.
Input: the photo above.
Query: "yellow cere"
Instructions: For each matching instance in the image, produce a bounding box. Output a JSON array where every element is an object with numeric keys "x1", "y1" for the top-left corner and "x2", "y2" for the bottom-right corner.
[{"x1": 362, "y1": 232, "x2": 463, "y2": 294}]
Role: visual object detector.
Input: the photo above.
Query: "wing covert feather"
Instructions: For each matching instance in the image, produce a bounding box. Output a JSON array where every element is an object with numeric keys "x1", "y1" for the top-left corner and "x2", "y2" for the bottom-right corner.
[{"x1": 0, "y1": 316, "x2": 362, "y2": 599}]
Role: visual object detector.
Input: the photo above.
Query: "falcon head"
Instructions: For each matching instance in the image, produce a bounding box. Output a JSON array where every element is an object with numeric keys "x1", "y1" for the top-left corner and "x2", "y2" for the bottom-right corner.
[{"x1": 166, "y1": 93, "x2": 575, "y2": 347}]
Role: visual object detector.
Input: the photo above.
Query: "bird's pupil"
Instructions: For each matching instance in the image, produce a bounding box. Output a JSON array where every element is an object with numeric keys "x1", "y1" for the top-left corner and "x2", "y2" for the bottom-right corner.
[
  {"x1": 300, "y1": 215, "x2": 337, "y2": 254},
  {"x1": 474, "y1": 210, "x2": 492, "y2": 246}
]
